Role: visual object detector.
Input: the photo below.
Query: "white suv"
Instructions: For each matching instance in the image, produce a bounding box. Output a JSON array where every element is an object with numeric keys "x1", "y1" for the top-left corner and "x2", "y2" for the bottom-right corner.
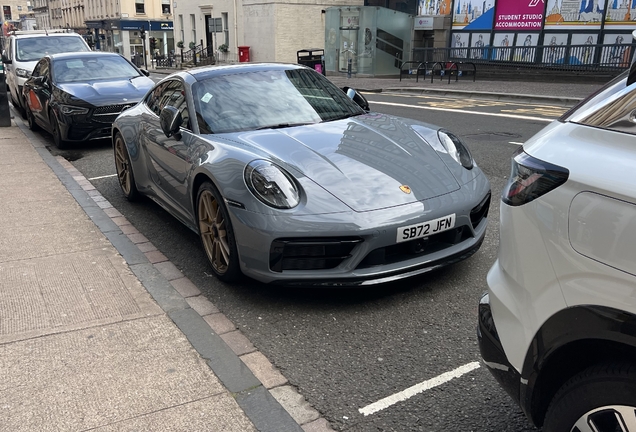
[
  {"x1": 1, "y1": 30, "x2": 91, "y2": 116},
  {"x1": 478, "y1": 66, "x2": 636, "y2": 429}
]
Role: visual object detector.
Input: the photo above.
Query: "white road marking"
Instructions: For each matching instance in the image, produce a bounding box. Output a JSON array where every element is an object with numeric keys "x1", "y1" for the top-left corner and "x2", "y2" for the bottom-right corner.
[
  {"x1": 509, "y1": 141, "x2": 524, "y2": 145},
  {"x1": 88, "y1": 174, "x2": 118, "y2": 180},
  {"x1": 358, "y1": 361, "x2": 481, "y2": 416},
  {"x1": 371, "y1": 101, "x2": 553, "y2": 123}
]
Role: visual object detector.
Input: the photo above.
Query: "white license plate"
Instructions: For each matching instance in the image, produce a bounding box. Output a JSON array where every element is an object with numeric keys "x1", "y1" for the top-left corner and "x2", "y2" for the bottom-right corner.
[{"x1": 396, "y1": 214, "x2": 456, "y2": 243}]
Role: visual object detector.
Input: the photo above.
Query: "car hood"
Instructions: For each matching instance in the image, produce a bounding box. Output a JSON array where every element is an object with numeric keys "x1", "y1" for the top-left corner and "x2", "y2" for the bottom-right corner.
[
  {"x1": 56, "y1": 76, "x2": 154, "y2": 106},
  {"x1": 233, "y1": 114, "x2": 461, "y2": 212}
]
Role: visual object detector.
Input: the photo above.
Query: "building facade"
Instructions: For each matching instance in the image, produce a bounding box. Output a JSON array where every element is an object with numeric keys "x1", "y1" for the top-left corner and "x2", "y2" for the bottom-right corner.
[{"x1": 84, "y1": 0, "x2": 174, "y2": 62}]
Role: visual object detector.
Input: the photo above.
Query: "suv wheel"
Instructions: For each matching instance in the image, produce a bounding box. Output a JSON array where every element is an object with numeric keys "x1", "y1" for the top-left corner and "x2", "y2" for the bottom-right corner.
[{"x1": 544, "y1": 362, "x2": 636, "y2": 432}]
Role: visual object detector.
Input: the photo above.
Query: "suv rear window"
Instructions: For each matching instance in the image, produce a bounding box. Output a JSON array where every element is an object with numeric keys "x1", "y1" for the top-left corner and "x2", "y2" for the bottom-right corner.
[{"x1": 16, "y1": 36, "x2": 89, "y2": 62}]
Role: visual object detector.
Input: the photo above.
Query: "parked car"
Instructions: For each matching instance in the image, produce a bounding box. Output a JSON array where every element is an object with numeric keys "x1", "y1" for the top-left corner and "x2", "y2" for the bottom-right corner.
[
  {"x1": 478, "y1": 66, "x2": 636, "y2": 429},
  {"x1": 112, "y1": 63, "x2": 491, "y2": 284},
  {"x1": 23, "y1": 51, "x2": 154, "y2": 148},
  {"x1": 1, "y1": 29, "x2": 92, "y2": 117}
]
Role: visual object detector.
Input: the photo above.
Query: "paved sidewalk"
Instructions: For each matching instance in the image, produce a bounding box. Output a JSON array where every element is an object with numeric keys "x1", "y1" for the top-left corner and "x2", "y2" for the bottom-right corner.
[{"x1": 0, "y1": 118, "x2": 328, "y2": 431}]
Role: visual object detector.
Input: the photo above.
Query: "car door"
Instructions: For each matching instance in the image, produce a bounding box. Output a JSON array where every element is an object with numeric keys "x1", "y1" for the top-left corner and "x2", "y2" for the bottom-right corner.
[
  {"x1": 24, "y1": 58, "x2": 53, "y2": 131},
  {"x1": 140, "y1": 78, "x2": 200, "y2": 222}
]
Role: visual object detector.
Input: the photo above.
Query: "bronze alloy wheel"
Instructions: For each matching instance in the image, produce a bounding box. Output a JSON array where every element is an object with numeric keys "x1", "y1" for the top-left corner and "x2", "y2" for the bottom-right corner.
[
  {"x1": 197, "y1": 182, "x2": 240, "y2": 282},
  {"x1": 114, "y1": 133, "x2": 139, "y2": 200}
]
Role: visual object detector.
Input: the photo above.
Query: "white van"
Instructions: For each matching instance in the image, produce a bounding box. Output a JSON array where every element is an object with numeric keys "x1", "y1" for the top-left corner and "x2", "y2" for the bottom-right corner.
[{"x1": 1, "y1": 29, "x2": 91, "y2": 116}]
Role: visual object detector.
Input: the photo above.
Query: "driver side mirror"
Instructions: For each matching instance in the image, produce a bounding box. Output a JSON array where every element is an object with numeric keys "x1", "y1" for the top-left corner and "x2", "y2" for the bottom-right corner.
[
  {"x1": 140, "y1": 68, "x2": 150, "y2": 77},
  {"x1": 342, "y1": 86, "x2": 370, "y2": 112},
  {"x1": 160, "y1": 105, "x2": 183, "y2": 138},
  {"x1": 1, "y1": 50, "x2": 10, "y2": 64}
]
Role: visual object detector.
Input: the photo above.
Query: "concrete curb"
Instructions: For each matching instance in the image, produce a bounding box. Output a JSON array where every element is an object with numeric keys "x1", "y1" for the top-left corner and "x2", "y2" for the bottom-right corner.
[{"x1": 11, "y1": 110, "x2": 334, "y2": 432}]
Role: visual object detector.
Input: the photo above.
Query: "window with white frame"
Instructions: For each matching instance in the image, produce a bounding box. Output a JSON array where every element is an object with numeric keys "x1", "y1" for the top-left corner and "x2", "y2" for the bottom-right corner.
[
  {"x1": 135, "y1": 0, "x2": 144, "y2": 14},
  {"x1": 179, "y1": 14, "x2": 183, "y2": 44},
  {"x1": 222, "y1": 12, "x2": 228, "y2": 46},
  {"x1": 190, "y1": 14, "x2": 195, "y2": 46},
  {"x1": 161, "y1": 0, "x2": 169, "y2": 14}
]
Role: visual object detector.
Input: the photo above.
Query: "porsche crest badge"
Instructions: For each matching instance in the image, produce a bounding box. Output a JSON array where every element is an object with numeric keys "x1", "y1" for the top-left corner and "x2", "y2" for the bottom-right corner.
[{"x1": 399, "y1": 185, "x2": 412, "y2": 194}]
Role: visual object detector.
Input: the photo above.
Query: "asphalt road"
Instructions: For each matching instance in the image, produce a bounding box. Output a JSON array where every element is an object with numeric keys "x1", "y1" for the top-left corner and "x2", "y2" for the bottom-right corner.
[{"x1": 24, "y1": 87, "x2": 564, "y2": 432}]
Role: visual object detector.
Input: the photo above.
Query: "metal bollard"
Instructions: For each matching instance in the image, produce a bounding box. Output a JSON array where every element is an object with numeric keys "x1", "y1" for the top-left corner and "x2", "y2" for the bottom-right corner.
[
  {"x1": 347, "y1": 58, "x2": 352, "y2": 79},
  {"x1": 0, "y1": 64, "x2": 11, "y2": 127}
]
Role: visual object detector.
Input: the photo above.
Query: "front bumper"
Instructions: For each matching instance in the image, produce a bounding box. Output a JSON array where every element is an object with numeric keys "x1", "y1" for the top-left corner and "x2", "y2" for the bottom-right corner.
[
  {"x1": 477, "y1": 292, "x2": 522, "y2": 405},
  {"x1": 58, "y1": 115, "x2": 113, "y2": 142},
  {"x1": 232, "y1": 173, "x2": 491, "y2": 284}
]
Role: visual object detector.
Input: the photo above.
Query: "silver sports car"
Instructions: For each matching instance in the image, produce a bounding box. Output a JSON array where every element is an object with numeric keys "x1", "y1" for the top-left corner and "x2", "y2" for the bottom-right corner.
[{"x1": 112, "y1": 63, "x2": 491, "y2": 285}]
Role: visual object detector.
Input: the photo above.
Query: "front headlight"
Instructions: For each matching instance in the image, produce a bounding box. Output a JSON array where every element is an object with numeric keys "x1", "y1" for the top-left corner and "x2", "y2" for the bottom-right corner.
[
  {"x1": 16, "y1": 68, "x2": 30, "y2": 78},
  {"x1": 59, "y1": 104, "x2": 89, "y2": 115},
  {"x1": 437, "y1": 130, "x2": 473, "y2": 170},
  {"x1": 244, "y1": 160, "x2": 300, "y2": 209}
]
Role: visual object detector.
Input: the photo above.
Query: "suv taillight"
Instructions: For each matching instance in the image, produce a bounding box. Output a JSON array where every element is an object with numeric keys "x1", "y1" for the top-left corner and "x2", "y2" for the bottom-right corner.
[{"x1": 502, "y1": 149, "x2": 569, "y2": 206}]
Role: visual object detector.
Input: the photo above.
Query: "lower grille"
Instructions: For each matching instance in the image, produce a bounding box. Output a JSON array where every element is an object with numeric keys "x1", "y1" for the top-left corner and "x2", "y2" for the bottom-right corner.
[
  {"x1": 91, "y1": 104, "x2": 134, "y2": 123},
  {"x1": 356, "y1": 226, "x2": 473, "y2": 269},
  {"x1": 270, "y1": 238, "x2": 362, "y2": 272},
  {"x1": 470, "y1": 192, "x2": 491, "y2": 229}
]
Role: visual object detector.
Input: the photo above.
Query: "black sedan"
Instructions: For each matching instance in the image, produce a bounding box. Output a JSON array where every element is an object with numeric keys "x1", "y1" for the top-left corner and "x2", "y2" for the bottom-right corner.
[{"x1": 22, "y1": 52, "x2": 154, "y2": 148}]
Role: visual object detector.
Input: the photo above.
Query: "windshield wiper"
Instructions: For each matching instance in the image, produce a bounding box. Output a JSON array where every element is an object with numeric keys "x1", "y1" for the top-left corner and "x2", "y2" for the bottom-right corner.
[
  {"x1": 255, "y1": 122, "x2": 317, "y2": 130},
  {"x1": 328, "y1": 113, "x2": 361, "y2": 121}
]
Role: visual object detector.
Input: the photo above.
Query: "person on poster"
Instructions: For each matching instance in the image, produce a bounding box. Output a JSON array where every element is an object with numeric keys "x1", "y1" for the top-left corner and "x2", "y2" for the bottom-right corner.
[
  {"x1": 522, "y1": 35, "x2": 533, "y2": 62},
  {"x1": 498, "y1": 35, "x2": 510, "y2": 61},
  {"x1": 473, "y1": 34, "x2": 485, "y2": 59},
  {"x1": 452, "y1": 33, "x2": 466, "y2": 58},
  {"x1": 546, "y1": 36, "x2": 562, "y2": 63},
  {"x1": 609, "y1": 35, "x2": 629, "y2": 67},
  {"x1": 583, "y1": 36, "x2": 594, "y2": 64}
]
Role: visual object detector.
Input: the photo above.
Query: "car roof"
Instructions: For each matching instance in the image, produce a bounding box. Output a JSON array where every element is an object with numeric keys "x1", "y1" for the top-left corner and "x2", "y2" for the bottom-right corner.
[
  {"x1": 187, "y1": 62, "x2": 306, "y2": 81},
  {"x1": 11, "y1": 32, "x2": 84, "y2": 39},
  {"x1": 47, "y1": 52, "x2": 123, "y2": 61}
]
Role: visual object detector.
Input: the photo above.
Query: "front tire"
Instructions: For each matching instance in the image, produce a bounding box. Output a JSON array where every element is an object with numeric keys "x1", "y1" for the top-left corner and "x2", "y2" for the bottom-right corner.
[
  {"x1": 113, "y1": 133, "x2": 139, "y2": 201},
  {"x1": 543, "y1": 362, "x2": 636, "y2": 432},
  {"x1": 50, "y1": 111, "x2": 67, "y2": 149},
  {"x1": 26, "y1": 105, "x2": 39, "y2": 131},
  {"x1": 197, "y1": 182, "x2": 241, "y2": 283}
]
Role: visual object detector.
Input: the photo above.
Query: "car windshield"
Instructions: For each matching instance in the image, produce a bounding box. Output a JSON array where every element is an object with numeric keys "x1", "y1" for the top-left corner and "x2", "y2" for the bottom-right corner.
[
  {"x1": 192, "y1": 68, "x2": 365, "y2": 134},
  {"x1": 53, "y1": 56, "x2": 141, "y2": 83},
  {"x1": 16, "y1": 36, "x2": 89, "y2": 62}
]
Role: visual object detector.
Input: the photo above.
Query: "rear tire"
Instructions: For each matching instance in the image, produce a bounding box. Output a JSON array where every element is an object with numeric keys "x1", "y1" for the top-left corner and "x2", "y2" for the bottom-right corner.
[
  {"x1": 196, "y1": 182, "x2": 241, "y2": 283},
  {"x1": 543, "y1": 362, "x2": 636, "y2": 432}
]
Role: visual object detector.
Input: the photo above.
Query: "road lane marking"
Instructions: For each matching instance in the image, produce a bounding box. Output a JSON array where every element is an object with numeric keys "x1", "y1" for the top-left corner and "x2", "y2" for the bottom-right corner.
[
  {"x1": 88, "y1": 174, "x2": 118, "y2": 180},
  {"x1": 370, "y1": 101, "x2": 553, "y2": 122},
  {"x1": 358, "y1": 361, "x2": 481, "y2": 416},
  {"x1": 377, "y1": 92, "x2": 566, "y2": 109}
]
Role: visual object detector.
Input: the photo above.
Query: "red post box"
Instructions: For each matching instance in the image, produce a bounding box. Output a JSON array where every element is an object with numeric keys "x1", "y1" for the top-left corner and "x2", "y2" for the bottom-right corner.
[{"x1": 238, "y1": 46, "x2": 250, "y2": 62}]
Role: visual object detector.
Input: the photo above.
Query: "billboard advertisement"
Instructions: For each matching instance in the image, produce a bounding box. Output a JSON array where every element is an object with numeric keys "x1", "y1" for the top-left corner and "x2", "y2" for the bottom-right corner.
[
  {"x1": 545, "y1": 0, "x2": 604, "y2": 29},
  {"x1": 494, "y1": 0, "x2": 545, "y2": 30},
  {"x1": 452, "y1": 0, "x2": 496, "y2": 29}
]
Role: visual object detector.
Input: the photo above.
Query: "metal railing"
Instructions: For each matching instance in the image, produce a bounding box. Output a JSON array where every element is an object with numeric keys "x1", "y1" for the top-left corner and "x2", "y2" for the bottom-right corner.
[{"x1": 412, "y1": 43, "x2": 634, "y2": 75}]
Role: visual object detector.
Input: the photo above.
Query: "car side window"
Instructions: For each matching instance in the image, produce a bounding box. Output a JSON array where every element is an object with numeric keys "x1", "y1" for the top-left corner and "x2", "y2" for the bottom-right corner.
[
  {"x1": 31, "y1": 61, "x2": 42, "y2": 77},
  {"x1": 145, "y1": 79, "x2": 190, "y2": 130},
  {"x1": 577, "y1": 82, "x2": 636, "y2": 135}
]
